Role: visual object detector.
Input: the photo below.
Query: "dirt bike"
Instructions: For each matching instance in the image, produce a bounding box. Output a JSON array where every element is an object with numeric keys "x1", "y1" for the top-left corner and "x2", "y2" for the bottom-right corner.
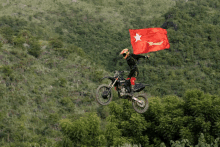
[{"x1": 96, "y1": 71, "x2": 149, "y2": 113}]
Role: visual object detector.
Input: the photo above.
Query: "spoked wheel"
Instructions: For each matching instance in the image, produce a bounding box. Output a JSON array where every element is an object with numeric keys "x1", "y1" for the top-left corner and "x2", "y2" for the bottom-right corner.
[
  {"x1": 132, "y1": 94, "x2": 149, "y2": 113},
  {"x1": 96, "y1": 84, "x2": 113, "y2": 105}
]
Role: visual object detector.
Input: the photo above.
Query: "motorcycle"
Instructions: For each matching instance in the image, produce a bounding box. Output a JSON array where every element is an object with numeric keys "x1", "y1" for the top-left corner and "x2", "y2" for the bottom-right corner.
[{"x1": 96, "y1": 71, "x2": 149, "y2": 113}]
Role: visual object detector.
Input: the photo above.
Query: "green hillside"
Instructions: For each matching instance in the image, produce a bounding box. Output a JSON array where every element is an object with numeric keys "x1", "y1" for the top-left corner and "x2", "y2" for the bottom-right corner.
[
  {"x1": 0, "y1": 27, "x2": 106, "y2": 146},
  {"x1": 0, "y1": 0, "x2": 220, "y2": 146},
  {"x1": 1, "y1": 0, "x2": 219, "y2": 97}
]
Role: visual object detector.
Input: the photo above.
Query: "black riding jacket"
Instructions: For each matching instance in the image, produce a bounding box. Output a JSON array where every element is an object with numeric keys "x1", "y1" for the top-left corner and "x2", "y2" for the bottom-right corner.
[{"x1": 126, "y1": 54, "x2": 146, "y2": 70}]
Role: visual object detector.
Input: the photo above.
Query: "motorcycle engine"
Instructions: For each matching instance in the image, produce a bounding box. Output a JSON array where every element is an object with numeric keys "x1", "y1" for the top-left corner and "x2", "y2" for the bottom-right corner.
[
  {"x1": 118, "y1": 80, "x2": 128, "y2": 96},
  {"x1": 120, "y1": 87, "x2": 126, "y2": 96},
  {"x1": 121, "y1": 87, "x2": 126, "y2": 93}
]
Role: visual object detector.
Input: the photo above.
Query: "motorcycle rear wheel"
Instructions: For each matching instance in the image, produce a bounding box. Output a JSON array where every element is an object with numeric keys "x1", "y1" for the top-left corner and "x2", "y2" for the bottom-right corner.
[
  {"x1": 132, "y1": 94, "x2": 149, "y2": 113},
  {"x1": 96, "y1": 84, "x2": 113, "y2": 105}
]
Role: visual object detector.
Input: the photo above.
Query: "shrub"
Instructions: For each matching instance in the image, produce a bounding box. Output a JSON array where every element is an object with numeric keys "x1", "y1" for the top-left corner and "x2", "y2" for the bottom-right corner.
[
  {"x1": 97, "y1": 106, "x2": 110, "y2": 119},
  {"x1": 0, "y1": 16, "x2": 27, "y2": 33},
  {"x1": 58, "y1": 77, "x2": 67, "y2": 87},
  {"x1": 55, "y1": 27, "x2": 63, "y2": 35},
  {"x1": 13, "y1": 36, "x2": 26, "y2": 48},
  {"x1": 49, "y1": 113, "x2": 60, "y2": 125},
  {"x1": 69, "y1": 44, "x2": 86, "y2": 57},
  {"x1": 60, "y1": 97, "x2": 72, "y2": 105},
  {"x1": 90, "y1": 69, "x2": 104, "y2": 82},
  {"x1": 55, "y1": 136, "x2": 73, "y2": 147},
  {"x1": 28, "y1": 15, "x2": 32, "y2": 21},
  {"x1": 18, "y1": 30, "x2": 32, "y2": 43},
  {"x1": 0, "y1": 84, "x2": 6, "y2": 98},
  {"x1": 49, "y1": 38, "x2": 63, "y2": 48},
  {"x1": 54, "y1": 48, "x2": 73, "y2": 58},
  {"x1": 53, "y1": 78, "x2": 67, "y2": 87},
  {"x1": 0, "y1": 26, "x2": 14, "y2": 43},
  {"x1": 59, "y1": 97, "x2": 75, "y2": 112},
  {"x1": 0, "y1": 41, "x2": 2, "y2": 49},
  {"x1": 28, "y1": 40, "x2": 42, "y2": 58},
  {"x1": 0, "y1": 65, "x2": 13, "y2": 77}
]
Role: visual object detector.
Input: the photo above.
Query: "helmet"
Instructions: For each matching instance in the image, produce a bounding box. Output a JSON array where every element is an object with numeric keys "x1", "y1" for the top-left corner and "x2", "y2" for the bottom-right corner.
[{"x1": 120, "y1": 49, "x2": 129, "y2": 59}]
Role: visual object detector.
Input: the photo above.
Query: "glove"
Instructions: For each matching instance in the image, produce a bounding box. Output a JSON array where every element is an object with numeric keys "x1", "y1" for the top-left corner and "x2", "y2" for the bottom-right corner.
[{"x1": 145, "y1": 55, "x2": 150, "y2": 59}]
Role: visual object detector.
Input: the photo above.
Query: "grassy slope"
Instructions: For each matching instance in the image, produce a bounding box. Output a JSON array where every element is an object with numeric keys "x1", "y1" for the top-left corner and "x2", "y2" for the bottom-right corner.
[
  {"x1": 0, "y1": 42, "x2": 110, "y2": 145},
  {"x1": 6, "y1": 0, "x2": 218, "y2": 98},
  {"x1": 0, "y1": 0, "x2": 176, "y2": 63}
]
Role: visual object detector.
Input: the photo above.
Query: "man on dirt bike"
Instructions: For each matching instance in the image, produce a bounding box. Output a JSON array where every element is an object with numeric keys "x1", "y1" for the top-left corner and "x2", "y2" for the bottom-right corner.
[{"x1": 119, "y1": 48, "x2": 149, "y2": 96}]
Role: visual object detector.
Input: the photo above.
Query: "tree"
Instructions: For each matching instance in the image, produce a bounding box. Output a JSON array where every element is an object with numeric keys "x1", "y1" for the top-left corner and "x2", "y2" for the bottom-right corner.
[
  {"x1": 59, "y1": 112, "x2": 106, "y2": 146},
  {"x1": 106, "y1": 100, "x2": 150, "y2": 146}
]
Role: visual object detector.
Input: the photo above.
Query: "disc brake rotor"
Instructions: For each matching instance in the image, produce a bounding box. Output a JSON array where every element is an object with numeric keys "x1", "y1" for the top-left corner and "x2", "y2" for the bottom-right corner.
[{"x1": 137, "y1": 100, "x2": 145, "y2": 108}]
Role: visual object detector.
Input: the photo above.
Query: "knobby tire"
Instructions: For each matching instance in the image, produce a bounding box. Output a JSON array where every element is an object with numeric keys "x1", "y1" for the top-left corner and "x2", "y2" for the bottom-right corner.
[
  {"x1": 96, "y1": 84, "x2": 113, "y2": 106},
  {"x1": 132, "y1": 94, "x2": 149, "y2": 113}
]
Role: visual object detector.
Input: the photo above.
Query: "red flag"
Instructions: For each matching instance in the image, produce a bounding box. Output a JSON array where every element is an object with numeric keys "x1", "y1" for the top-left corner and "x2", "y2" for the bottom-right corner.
[{"x1": 129, "y1": 28, "x2": 170, "y2": 54}]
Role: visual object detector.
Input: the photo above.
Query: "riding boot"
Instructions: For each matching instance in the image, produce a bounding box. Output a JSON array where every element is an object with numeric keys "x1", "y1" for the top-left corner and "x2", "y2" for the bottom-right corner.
[{"x1": 130, "y1": 85, "x2": 135, "y2": 96}]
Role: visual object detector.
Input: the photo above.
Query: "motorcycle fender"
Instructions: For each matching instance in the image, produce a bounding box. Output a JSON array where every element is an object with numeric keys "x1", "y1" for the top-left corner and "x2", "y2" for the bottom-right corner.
[{"x1": 101, "y1": 77, "x2": 118, "y2": 91}]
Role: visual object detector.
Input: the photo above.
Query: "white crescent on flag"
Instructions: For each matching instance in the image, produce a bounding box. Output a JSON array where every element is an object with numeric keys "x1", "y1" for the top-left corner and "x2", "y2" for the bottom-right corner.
[{"x1": 147, "y1": 41, "x2": 163, "y2": 46}]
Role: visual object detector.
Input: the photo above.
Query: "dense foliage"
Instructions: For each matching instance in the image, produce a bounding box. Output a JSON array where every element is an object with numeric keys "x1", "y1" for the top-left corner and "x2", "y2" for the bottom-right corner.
[
  {"x1": 58, "y1": 90, "x2": 220, "y2": 147},
  {"x1": 0, "y1": 0, "x2": 219, "y2": 146},
  {"x1": 104, "y1": 89, "x2": 220, "y2": 146}
]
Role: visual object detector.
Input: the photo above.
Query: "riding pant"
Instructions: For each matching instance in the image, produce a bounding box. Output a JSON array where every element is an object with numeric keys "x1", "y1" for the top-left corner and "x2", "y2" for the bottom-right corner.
[{"x1": 127, "y1": 67, "x2": 139, "y2": 86}]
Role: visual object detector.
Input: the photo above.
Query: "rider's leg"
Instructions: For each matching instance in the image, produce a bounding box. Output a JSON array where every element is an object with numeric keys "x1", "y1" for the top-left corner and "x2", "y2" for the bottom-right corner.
[
  {"x1": 131, "y1": 69, "x2": 138, "y2": 95},
  {"x1": 130, "y1": 77, "x2": 136, "y2": 95},
  {"x1": 127, "y1": 72, "x2": 132, "y2": 92},
  {"x1": 126, "y1": 78, "x2": 131, "y2": 91},
  {"x1": 128, "y1": 69, "x2": 138, "y2": 95}
]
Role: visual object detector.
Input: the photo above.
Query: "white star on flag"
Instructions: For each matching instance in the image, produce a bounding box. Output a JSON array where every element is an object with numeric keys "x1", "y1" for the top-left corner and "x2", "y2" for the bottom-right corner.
[{"x1": 134, "y1": 33, "x2": 141, "y2": 42}]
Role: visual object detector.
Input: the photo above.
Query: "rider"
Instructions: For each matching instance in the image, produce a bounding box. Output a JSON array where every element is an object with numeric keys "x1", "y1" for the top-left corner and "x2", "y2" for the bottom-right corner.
[{"x1": 120, "y1": 48, "x2": 149, "y2": 95}]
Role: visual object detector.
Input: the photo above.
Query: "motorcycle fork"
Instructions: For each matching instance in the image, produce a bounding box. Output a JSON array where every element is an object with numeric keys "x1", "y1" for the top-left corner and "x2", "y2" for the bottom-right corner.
[{"x1": 107, "y1": 78, "x2": 118, "y2": 94}]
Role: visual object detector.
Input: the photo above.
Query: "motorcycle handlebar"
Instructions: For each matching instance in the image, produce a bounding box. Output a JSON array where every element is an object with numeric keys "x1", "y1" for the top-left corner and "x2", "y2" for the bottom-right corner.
[{"x1": 114, "y1": 70, "x2": 129, "y2": 74}]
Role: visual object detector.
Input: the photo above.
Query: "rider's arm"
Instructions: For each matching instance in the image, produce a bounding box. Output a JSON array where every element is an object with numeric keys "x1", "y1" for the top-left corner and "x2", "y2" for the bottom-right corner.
[{"x1": 132, "y1": 54, "x2": 149, "y2": 60}]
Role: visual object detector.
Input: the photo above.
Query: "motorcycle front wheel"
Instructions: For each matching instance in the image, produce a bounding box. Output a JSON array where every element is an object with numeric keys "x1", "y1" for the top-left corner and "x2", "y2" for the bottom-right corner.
[
  {"x1": 96, "y1": 84, "x2": 113, "y2": 105},
  {"x1": 132, "y1": 94, "x2": 149, "y2": 113}
]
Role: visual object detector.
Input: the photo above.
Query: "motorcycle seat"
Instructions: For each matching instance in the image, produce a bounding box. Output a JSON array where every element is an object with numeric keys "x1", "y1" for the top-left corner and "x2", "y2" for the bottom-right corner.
[{"x1": 134, "y1": 83, "x2": 145, "y2": 92}]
